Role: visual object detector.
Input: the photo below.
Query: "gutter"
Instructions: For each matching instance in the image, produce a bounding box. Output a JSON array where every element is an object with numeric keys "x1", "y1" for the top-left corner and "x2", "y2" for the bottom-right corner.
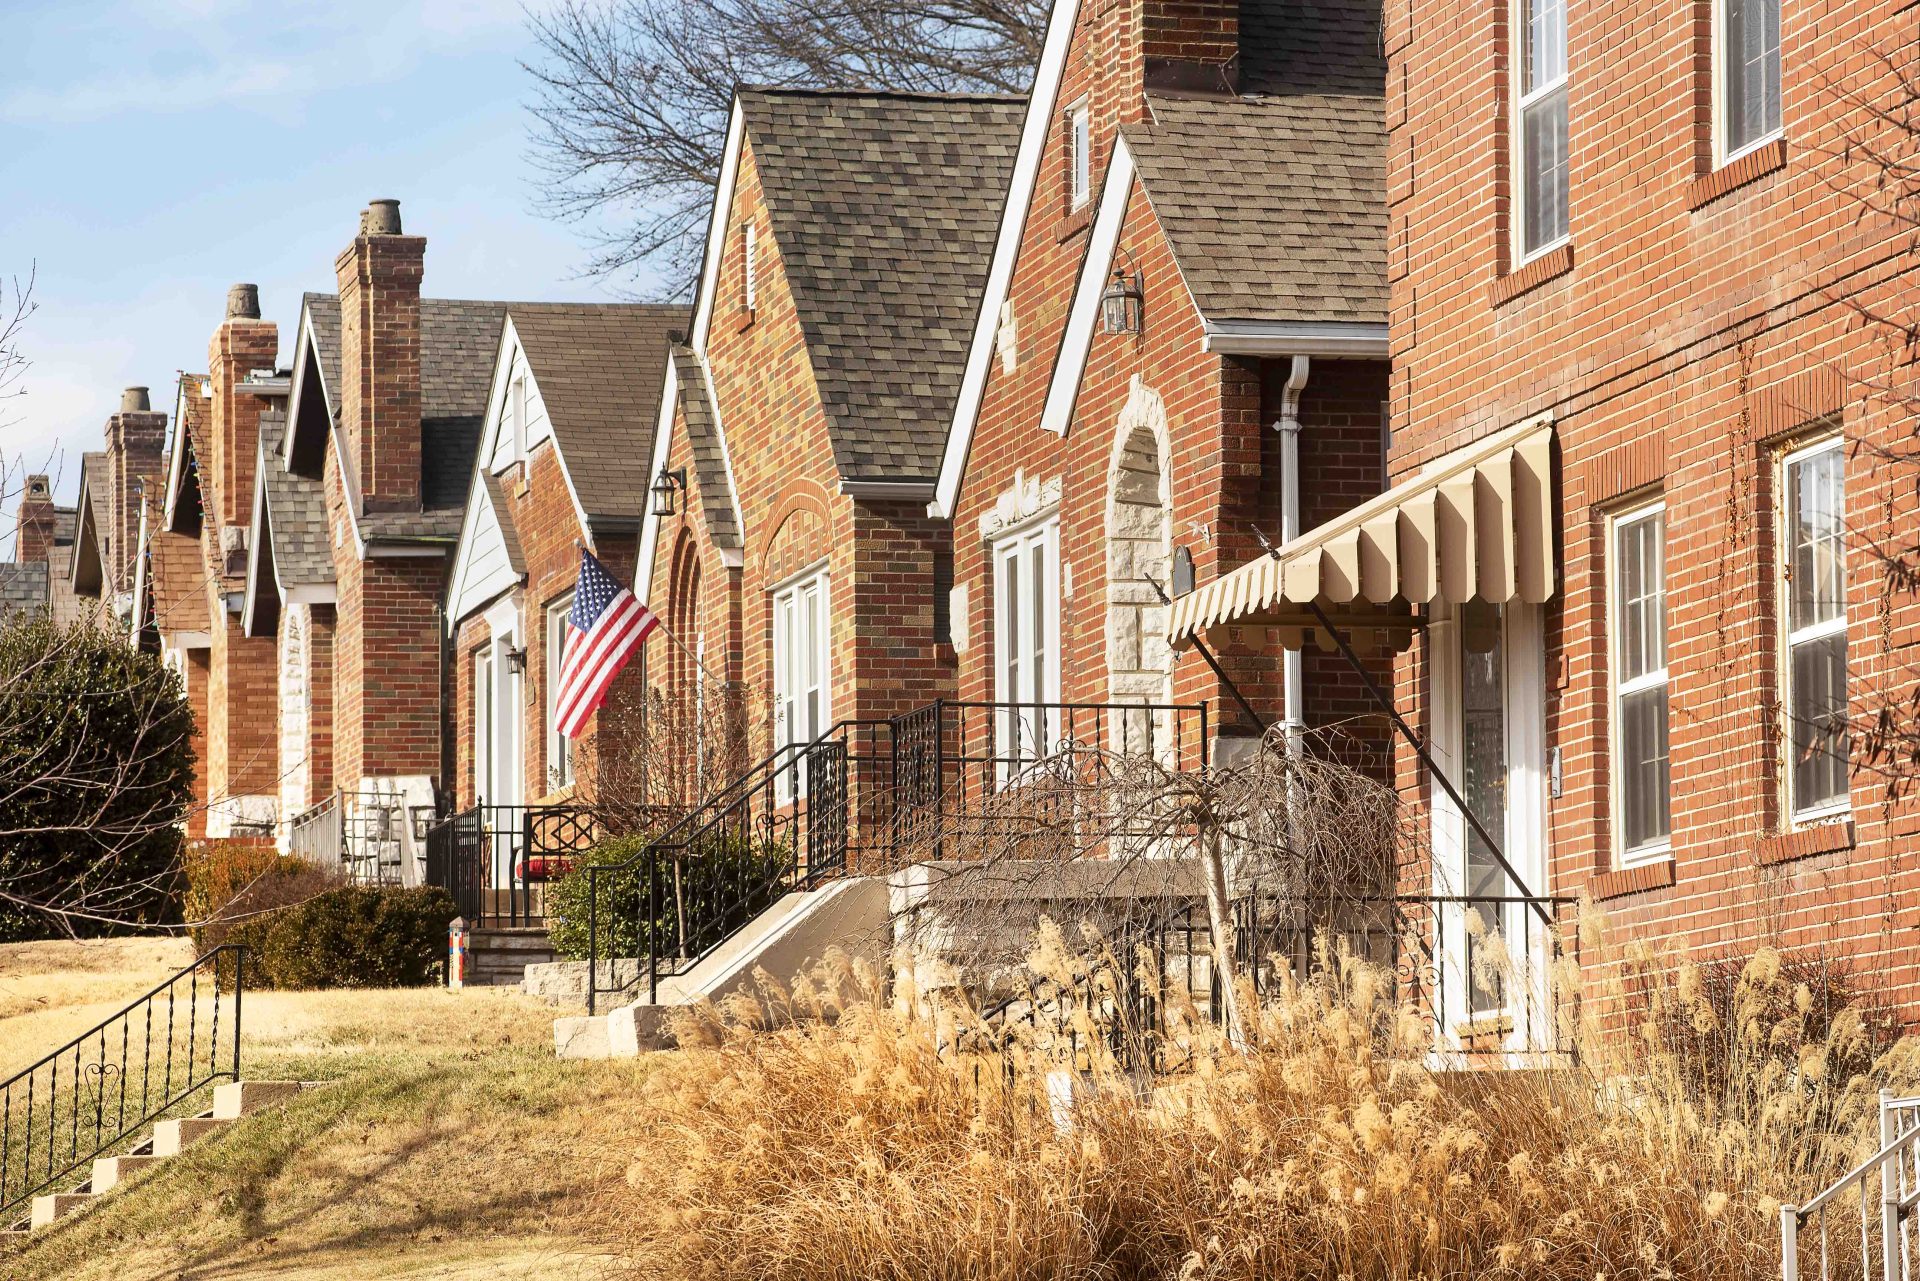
[{"x1": 1203, "y1": 319, "x2": 1389, "y2": 359}]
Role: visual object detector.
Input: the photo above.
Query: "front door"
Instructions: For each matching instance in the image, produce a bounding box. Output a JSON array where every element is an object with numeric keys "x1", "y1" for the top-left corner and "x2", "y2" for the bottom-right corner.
[
  {"x1": 773, "y1": 567, "x2": 829, "y2": 802},
  {"x1": 1431, "y1": 600, "x2": 1550, "y2": 1053}
]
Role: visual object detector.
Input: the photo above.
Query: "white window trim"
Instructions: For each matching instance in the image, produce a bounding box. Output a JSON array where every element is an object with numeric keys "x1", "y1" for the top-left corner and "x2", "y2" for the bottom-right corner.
[
  {"x1": 1606, "y1": 498, "x2": 1672, "y2": 868},
  {"x1": 1710, "y1": 0, "x2": 1784, "y2": 167},
  {"x1": 1780, "y1": 434, "x2": 1849, "y2": 826},
  {"x1": 472, "y1": 646, "x2": 494, "y2": 806},
  {"x1": 772, "y1": 563, "x2": 831, "y2": 801},
  {"x1": 546, "y1": 593, "x2": 575, "y2": 792},
  {"x1": 1065, "y1": 98, "x2": 1091, "y2": 211},
  {"x1": 1510, "y1": 0, "x2": 1570, "y2": 267},
  {"x1": 742, "y1": 222, "x2": 758, "y2": 311},
  {"x1": 991, "y1": 514, "x2": 1063, "y2": 780}
]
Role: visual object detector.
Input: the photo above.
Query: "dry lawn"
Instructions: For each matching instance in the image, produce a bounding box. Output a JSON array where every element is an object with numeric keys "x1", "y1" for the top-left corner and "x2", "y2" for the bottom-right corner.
[{"x1": 0, "y1": 938, "x2": 645, "y2": 1281}]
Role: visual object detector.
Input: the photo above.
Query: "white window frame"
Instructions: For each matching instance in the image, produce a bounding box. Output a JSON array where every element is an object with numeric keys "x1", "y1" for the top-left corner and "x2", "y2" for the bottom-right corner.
[
  {"x1": 742, "y1": 222, "x2": 758, "y2": 311},
  {"x1": 1712, "y1": 0, "x2": 1783, "y2": 165},
  {"x1": 1606, "y1": 498, "x2": 1671, "y2": 867},
  {"x1": 1780, "y1": 434, "x2": 1849, "y2": 825},
  {"x1": 1511, "y1": 0, "x2": 1570, "y2": 265},
  {"x1": 992, "y1": 515, "x2": 1062, "y2": 778},
  {"x1": 772, "y1": 564, "x2": 831, "y2": 801},
  {"x1": 472, "y1": 646, "x2": 494, "y2": 806},
  {"x1": 546, "y1": 593, "x2": 575, "y2": 791},
  {"x1": 1065, "y1": 99, "x2": 1091, "y2": 210}
]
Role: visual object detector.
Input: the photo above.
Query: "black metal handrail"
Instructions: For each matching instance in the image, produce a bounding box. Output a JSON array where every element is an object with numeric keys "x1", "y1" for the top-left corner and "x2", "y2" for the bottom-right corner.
[
  {"x1": 0, "y1": 945, "x2": 245, "y2": 1222},
  {"x1": 424, "y1": 803, "x2": 610, "y2": 929}
]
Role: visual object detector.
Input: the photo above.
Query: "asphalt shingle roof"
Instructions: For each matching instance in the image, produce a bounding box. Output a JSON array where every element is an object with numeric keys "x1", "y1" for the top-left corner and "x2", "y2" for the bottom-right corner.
[
  {"x1": 506, "y1": 303, "x2": 686, "y2": 524},
  {"x1": 740, "y1": 89, "x2": 1024, "y2": 481},
  {"x1": 303, "y1": 292, "x2": 509, "y2": 544},
  {"x1": 672, "y1": 344, "x2": 742, "y2": 552},
  {"x1": 0, "y1": 562, "x2": 48, "y2": 619},
  {"x1": 1122, "y1": 0, "x2": 1386, "y2": 327},
  {"x1": 147, "y1": 528, "x2": 210, "y2": 635},
  {"x1": 258, "y1": 408, "x2": 333, "y2": 589}
]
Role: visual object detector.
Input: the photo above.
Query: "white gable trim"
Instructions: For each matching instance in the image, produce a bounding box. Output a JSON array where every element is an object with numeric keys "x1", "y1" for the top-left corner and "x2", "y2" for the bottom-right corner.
[
  {"x1": 634, "y1": 349, "x2": 681, "y2": 605},
  {"x1": 929, "y1": 0, "x2": 1087, "y2": 519},
  {"x1": 282, "y1": 306, "x2": 334, "y2": 470},
  {"x1": 478, "y1": 314, "x2": 596, "y2": 540},
  {"x1": 446, "y1": 466, "x2": 524, "y2": 630},
  {"x1": 162, "y1": 375, "x2": 202, "y2": 533},
  {"x1": 1036, "y1": 139, "x2": 1137, "y2": 440},
  {"x1": 690, "y1": 102, "x2": 748, "y2": 355}
]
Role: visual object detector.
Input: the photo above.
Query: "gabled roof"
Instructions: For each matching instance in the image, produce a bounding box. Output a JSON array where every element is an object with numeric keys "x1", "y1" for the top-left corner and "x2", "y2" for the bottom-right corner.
[
  {"x1": 244, "y1": 405, "x2": 336, "y2": 636},
  {"x1": 289, "y1": 292, "x2": 511, "y2": 548},
  {"x1": 146, "y1": 525, "x2": 210, "y2": 638},
  {"x1": 739, "y1": 89, "x2": 1024, "y2": 482},
  {"x1": 70, "y1": 453, "x2": 111, "y2": 596},
  {"x1": 162, "y1": 375, "x2": 209, "y2": 537},
  {"x1": 0, "y1": 562, "x2": 48, "y2": 619},
  {"x1": 504, "y1": 302, "x2": 686, "y2": 525},
  {"x1": 1125, "y1": 0, "x2": 1386, "y2": 327},
  {"x1": 673, "y1": 344, "x2": 742, "y2": 553}
]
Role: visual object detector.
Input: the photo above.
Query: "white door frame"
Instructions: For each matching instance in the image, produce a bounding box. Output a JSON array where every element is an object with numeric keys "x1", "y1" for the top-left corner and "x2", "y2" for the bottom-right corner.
[
  {"x1": 992, "y1": 514, "x2": 1062, "y2": 779},
  {"x1": 772, "y1": 564, "x2": 831, "y2": 802},
  {"x1": 1429, "y1": 601, "x2": 1549, "y2": 1055}
]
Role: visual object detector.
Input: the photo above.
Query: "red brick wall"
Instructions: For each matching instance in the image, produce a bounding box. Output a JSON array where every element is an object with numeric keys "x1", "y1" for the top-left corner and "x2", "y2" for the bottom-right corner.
[
  {"x1": 1390, "y1": 0, "x2": 1920, "y2": 999},
  {"x1": 207, "y1": 321, "x2": 277, "y2": 533},
  {"x1": 335, "y1": 228, "x2": 426, "y2": 514},
  {"x1": 182, "y1": 646, "x2": 211, "y2": 840},
  {"x1": 14, "y1": 476, "x2": 54, "y2": 566},
  {"x1": 205, "y1": 606, "x2": 280, "y2": 805},
  {"x1": 105, "y1": 410, "x2": 167, "y2": 590}
]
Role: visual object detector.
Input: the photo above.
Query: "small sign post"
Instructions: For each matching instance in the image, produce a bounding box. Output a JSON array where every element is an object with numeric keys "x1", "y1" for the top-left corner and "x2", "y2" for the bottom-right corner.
[{"x1": 448, "y1": 917, "x2": 469, "y2": 990}]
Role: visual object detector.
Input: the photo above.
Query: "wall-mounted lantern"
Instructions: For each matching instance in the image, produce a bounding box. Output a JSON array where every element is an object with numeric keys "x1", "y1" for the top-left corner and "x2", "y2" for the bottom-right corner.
[
  {"x1": 650, "y1": 466, "x2": 688, "y2": 518},
  {"x1": 505, "y1": 643, "x2": 528, "y2": 676},
  {"x1": 1099, "y1": 269, "x2": 1145, "y2": 335}
]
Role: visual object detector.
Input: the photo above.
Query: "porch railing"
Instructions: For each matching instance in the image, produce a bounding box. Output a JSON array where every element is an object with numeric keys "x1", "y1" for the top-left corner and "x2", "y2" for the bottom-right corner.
[
  {"x1": 423, "y1": 803, "x2": 605, "y2": 929},
  {"x1": 286, "y1": 793, "x2": 346, "y2": 873},
  {"x1": 0, "y1": 946, "x2": 245, "y2": 1224},
  {"x1": 1782, "y1": 1090, "x2": 1920, "y2": 1281}
]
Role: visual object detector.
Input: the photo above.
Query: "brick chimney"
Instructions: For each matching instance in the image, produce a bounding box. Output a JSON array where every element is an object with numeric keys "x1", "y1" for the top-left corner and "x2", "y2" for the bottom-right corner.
[
  {"x1": 104, "y1": 387, "x2": 168, "y2": 592},
  {"x1": 335, "y1": 199, "x2": 425, "y2": 513},
  {"x1": 1138, "y1": 0, "x2": 1239, "y2": 95},
  {"x1": 207, "y1": 284, "x2": 279, "y2": 535},
  {"x1": 14, "y1": 474, "x2": 55, "y2": 566}
]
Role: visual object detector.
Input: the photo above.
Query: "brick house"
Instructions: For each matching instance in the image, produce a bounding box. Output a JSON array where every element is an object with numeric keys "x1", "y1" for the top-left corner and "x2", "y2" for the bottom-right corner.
[
  {"x1": 2, "y1": 472, "x2": 96, "y2": 628},
  {"x1": 1173, "y1": 0, "x2": 1920, "y2": 1034},
  {"x1": 928, "y1": 0, "x2": 1390, "y2": 768},
  {"x1": 159, "y1": 288, "x2": 286, "y2": 838},
  {"x1": 444, "y1": 302, "x2": 683, "y2": 812},
  {"x1": 244, "y1": 201, "x2": 511, "y2": 867},
  {"x1": 634, "y1": 90, "x2": 1021, "y2": 776}
]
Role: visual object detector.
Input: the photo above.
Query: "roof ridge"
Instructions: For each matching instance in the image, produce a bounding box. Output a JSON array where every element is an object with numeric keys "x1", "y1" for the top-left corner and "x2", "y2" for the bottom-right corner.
[{"x1": 738, "y1": 85, "x2": 1027, "y2": 103}]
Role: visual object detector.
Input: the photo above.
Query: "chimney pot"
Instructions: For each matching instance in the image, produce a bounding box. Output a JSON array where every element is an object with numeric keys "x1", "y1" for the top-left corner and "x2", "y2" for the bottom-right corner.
[
  {"x1": 120, "y1": 387, "x2": 151, "y2": 413},
  {"x1": 226, "y1": 283, "x2": 261, "y2": 320},
  {"x1": 363, "y1": 199, "x2": 404, "y2": 235}
]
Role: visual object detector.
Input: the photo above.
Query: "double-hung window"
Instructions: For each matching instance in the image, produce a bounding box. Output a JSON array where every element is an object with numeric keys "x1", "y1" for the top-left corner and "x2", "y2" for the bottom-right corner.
[
  {"x1": 1609, "y1": 501, "x2": 1670, "y2": 863},
  {"x1": 1514, "y1": 0, "x2": 1569, "y2": 259},
  {"x1": 1719, "y1": 0, "x2": 1781, "y2": 160},
  {"x1": 546, "y1": 594, "x2": 574, "y2": 791},
  {"x1": 1781, "y1": 437, "x2": 1848, "y2": 821},
  {"x1": 1066, "y1": 100, "x2": 1091, "y2": 209},
  {"x1": 772, "y1": 567, "x2": 829, "y2": 800},
  {"x1": 993, "y1": 518, "x2": 1061, "y2": 776}
]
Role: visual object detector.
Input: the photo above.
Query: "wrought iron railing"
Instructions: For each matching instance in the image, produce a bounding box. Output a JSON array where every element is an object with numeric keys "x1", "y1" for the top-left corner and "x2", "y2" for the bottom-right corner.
[
  {"x1": 423, "y1": 803, "x2": 605, "y2": 929},
  {"x1": 890, "y1": 700, "x2": 1210, "y2": 863},
  {"x1": 286, "y1": 793, "x2": 346, "y2": 872},
  {"x1": 956, "y1": 890, "x2": 1577, "y2": 1076},
  {"x1": 0, "y1": 946, "x2": 245, "y2": 1223}
]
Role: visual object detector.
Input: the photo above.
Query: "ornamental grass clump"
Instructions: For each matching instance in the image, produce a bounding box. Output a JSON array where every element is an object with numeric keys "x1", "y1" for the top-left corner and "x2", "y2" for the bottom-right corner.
[{"x1": 604, "y1": 921, "x2": 1916, "y2": 1281}]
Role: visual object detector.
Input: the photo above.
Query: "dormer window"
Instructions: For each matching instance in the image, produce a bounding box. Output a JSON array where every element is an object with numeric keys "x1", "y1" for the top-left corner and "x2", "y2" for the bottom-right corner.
[
  {"x1": 742, "y1": 222, "x2": 758, "y2": 312},
  {"x1": 1066, "y1": 100, "x2": 1091, "y2": 209}
]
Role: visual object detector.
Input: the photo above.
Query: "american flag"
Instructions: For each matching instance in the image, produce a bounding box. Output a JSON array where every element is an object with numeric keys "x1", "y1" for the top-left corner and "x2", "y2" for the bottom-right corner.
[{"x1": 554, "y1": 549, "x2": 659, "y2": 738}]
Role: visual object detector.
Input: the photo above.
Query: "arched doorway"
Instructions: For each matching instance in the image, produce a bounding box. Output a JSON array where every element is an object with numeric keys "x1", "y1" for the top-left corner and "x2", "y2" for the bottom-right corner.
[{"x1": 1105, "y1": 377, "x2": 1173, "y2": 756}]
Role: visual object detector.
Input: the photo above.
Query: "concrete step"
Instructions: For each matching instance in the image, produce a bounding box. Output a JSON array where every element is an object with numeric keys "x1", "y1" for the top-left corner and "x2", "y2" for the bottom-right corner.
[
  {"x1": 151, "y1": 1115, "x2": 229, "y2": 1156},
  {"x1": 90, "y1": 1153, "x2": 163, "y2": 1193},
  {"x1": 212, "y1": 1080, "x2": 302, "y2": 1120},
  {"x1": 29, "y1": 1193, "x2": 91, "y2": 1229}
]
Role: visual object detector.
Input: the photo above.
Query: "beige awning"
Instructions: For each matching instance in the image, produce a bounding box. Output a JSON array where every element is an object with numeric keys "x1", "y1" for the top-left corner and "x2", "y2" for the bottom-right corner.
[{"x1": 1170, "y1": 418, "x2": 1555, "y2": 645}]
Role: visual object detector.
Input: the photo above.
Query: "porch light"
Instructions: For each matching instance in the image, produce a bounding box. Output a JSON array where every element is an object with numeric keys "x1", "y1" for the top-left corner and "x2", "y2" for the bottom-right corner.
[
  {"x1": 505, "y1": 643, "x2": 528, "y2": 676},
  {"x1": 650, "y1": 466, "x2": 688, "y2": 518},
  {"x1": 1099, "y1": 269, "x2": 1144, "y2": 335}
]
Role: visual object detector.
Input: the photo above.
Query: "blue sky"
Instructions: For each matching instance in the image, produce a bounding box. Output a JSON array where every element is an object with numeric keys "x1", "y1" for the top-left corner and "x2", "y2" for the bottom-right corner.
[{"x1": 1, "y1": 0, "x2": 647, "y2": 515}]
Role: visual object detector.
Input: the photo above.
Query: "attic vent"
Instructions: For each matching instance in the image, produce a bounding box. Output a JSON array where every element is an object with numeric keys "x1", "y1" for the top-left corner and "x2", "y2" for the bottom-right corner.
[{"x1": 219, "y1": 525, "x2": 250, "y2": 577}]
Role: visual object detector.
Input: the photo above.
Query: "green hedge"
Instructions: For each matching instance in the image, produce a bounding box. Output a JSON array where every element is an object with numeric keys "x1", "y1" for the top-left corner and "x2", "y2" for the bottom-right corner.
[
  {"x1": 227, "y1": 885, "x2": 457, "y2": 989},
  {"x1": 546, "y1": 830, "x2": 791, "y2": 961}
]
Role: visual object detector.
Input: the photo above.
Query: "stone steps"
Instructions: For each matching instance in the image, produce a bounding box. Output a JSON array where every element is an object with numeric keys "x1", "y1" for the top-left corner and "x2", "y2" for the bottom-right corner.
[
  {"x1": 465, "y1": 928, "x2": 557, "y2": 987},
  {"x1": 13, "y1": 1080, "x2": 308, "y2": 1235}
]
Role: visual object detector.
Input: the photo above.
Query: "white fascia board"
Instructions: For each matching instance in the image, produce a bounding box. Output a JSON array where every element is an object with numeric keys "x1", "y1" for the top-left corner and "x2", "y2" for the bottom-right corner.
[
  {"x1": 1201, "y1": 320, "x2": 1391, "y2": 358},
  {"x1": 167, "y1": 630, "x2": 212, "y2": 650},
  {"x1": 634, "y1": 349, "x2": 680, "y2": 603},
  {"x1": 689, "y1": 102, "x2": 748, "y2": 356},
  {"x1": 285, "y1": 583, "x2": 336, "y2": 606},
  {"x1": 162, "y1": 376, "x2": 196, "y2": 532},
  {"x1": 929, "y1": 0, "x2": 1086, "y2": 520},
  {"x1": 240, "y1": 429, "x2": 274, "y2": 636},
  {"x1": 282, "y1": 306, "x2": 334, "y2": 469},
  {"x1": 1036, "y1": 140, "x2": 1136, "y2": 440},
  {"x1": 840, "y1": 479, "x2": 937, "y2": 501},
  {"x1": 129, "y1": 498, "x2": 151, "y2": 643}
]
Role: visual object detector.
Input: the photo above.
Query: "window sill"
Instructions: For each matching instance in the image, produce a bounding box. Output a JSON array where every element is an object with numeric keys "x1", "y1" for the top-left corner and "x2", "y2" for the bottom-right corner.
[
  {"x1": 1489, "y1": 241, "x2": 1574, "y2": 307},
  {"x1": 1056, "y1": 205, "x2": 1092, "y2": 242},
  {"x1": 1591, "y1": 857, "x2": 1676, "y2": 900},
  {"x1": 1687, "y1": 137, "x2": 1787, "y2": 210},
  {"x1": 1757, "y1": 816, "x2": 1854, "y2": 866}
]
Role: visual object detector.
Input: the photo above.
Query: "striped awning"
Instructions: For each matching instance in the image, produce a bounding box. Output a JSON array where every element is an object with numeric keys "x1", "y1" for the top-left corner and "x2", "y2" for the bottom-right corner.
[{"x1": 1170, "y1": 418, "x2": 1555, "y2": 644}]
